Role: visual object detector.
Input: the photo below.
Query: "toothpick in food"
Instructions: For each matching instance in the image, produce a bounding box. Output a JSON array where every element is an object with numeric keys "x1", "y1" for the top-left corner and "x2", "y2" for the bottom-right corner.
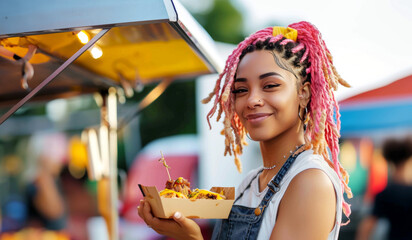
[{"x1": 158, "y1": 151, "x2": 171, "y2": 181}]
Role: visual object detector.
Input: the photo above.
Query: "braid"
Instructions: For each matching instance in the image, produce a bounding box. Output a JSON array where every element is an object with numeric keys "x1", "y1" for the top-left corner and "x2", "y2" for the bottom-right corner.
[
  {"x1": 202, "y1": 21, "x2": 352, "y2": 220},
  {"x1": 289, "y1": 21, "x2": 352, "y2": 219},
  {"x1": 202, "y1": 28, "x2": 274, "y2": 172}
]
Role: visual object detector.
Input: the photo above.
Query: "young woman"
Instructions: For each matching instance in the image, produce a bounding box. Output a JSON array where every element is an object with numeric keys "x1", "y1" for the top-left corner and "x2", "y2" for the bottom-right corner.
[{"x1": 138, "y1": 21, "x2": 352, "y2": 240}]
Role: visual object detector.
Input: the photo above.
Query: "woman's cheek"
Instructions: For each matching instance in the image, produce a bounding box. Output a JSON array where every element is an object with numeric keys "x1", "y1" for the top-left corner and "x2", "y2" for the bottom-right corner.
[
  {"x1": 234, "y1": 97, "x2": 243, "y2": 112},
  {"x1": 234, "y1": 100, "x2": 248, "y2": 124},
  {"x1": 271, "y1": 90, "x2": 296, "y2": 107},
  {"x1": 267, "y1": 95, "x2": 285, "y2": 108}
]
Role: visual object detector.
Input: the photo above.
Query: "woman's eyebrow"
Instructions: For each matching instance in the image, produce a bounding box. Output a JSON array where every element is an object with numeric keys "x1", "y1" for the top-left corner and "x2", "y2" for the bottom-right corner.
[
  {"x1": 235, "y1": 72, "x2": 282, "y2": 82},
  {"x1": 234, "y1": 77, "x2": 246, "y2": 82},
  {"x1": 259, "y1": 72, "x2": 282, "y2": 79}
]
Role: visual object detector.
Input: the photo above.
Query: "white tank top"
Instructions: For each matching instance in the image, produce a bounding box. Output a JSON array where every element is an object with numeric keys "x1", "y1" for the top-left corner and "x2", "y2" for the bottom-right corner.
[{"x1": 235, "y1": 150, "x2": 342, "y2": 240}]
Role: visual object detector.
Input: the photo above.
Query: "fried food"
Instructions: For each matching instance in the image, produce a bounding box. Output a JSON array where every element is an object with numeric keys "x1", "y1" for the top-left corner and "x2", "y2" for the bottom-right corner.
[
  {"x1": 156, "y1": 154, "x2": 225, "y2": 200},
  {"x1": 189, "y1": 189, "x2": 226, "y2": 200},
  {"x1": 165, "y1": 177, "x2": 191, "y2": 197},
  {"x1": 159, "y1": 177, "x2": 226, "y2": 200},
  {"x1": 159, "y1": 189, "x2": 188, "y2": 199}
]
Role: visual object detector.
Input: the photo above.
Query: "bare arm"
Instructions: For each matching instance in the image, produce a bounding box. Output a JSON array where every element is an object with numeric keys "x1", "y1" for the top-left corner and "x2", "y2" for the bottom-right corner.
[
  {"x1": 355, "y1": 216, "x2": 377, "y2": 240},
  {"x1": 32, "y1": 170, "x2": 65, "y2": 219},
  {"x1": 270, "y1": 169, "x2": 337, "y2": 240}
]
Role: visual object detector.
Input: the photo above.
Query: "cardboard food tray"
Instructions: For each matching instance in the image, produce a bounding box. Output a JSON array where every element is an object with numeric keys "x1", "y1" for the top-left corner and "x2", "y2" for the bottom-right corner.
[{"x1": 139, "y1": 184, "x2": 235, "y2": 219}]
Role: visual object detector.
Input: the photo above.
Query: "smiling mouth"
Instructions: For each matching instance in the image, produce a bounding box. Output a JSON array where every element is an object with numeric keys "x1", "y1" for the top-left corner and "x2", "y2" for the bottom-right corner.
[{"x1": 245, "y1": 113, "x2": 273, "y2": 123}]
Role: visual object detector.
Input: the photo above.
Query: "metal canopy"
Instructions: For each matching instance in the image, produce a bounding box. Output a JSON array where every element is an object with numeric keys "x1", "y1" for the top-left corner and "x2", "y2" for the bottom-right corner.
[
  {"x1": 0, "y1": 0, "x2": 222, "y2": 105},
  {"x1": 0, "y1": 2, "x2": 222, "y2": 240}
]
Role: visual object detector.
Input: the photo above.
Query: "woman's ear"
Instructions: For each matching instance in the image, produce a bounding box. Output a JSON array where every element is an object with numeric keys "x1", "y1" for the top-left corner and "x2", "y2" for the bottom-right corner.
[{"x1": 298, "y1": 82, "x2": 311, "y2": 108}]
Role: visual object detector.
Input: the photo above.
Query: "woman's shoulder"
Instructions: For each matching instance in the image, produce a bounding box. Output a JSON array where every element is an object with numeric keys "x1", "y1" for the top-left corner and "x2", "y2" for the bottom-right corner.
[
  {"x1": 288, "y1": 167, "x2": 336, "y2": 195},
  {"x1": 293, "y1": 150, "x2": 338, "y2": 179},
  {"x1": 275, "y1": 167, "x2": 338, "y2": 238},
  {"x1": 286, "y1": 149, "x2": 342, "y2": 198},
  {"x1": 295, "y1": 149, "x2": 324, "y2": 165}
]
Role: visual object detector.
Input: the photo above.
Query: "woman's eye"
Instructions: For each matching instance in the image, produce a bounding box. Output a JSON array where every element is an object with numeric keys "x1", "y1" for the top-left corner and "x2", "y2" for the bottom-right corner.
[
  {"x1": 263, "y1": 84, "x2": 280, "y2": 89},
  {"x1": 232, "y1": 88, "x2": 248, "y2": 94}
]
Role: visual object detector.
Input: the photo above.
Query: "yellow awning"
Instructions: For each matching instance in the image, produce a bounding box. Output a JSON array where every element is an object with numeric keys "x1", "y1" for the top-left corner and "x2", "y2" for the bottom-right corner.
[
  {"x1": 0, "y1": 0, "x2": 222, "y2": 104},
  {"x1": 1, "y1": 23, "x2": 210, "y2": 83}
]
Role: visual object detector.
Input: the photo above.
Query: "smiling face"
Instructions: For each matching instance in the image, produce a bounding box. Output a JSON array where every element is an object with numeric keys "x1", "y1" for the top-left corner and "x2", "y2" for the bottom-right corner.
[{"x1": 233, "y1": 50, "x2": 302, "y2": 142}]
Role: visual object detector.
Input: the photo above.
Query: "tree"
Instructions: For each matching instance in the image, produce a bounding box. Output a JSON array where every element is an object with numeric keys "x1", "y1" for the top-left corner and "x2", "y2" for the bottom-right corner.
[{"x1": 195, "y1": 0, "x2": 245, "y2": 44}]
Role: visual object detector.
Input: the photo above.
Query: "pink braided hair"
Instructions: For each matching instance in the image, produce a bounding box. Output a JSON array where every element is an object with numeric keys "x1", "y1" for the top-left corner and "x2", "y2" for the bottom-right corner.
[{"x1": 202, "y1": 21, "x2": 352, "y2": 220}]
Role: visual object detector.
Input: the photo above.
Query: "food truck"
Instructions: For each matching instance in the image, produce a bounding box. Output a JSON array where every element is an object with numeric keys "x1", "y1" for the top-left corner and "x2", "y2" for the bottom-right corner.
[{"x1": 0, "y1": 1, "x2": 222, "y2": 239}]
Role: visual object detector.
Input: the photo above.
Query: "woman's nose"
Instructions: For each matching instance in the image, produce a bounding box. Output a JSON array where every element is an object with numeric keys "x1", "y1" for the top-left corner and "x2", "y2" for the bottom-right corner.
[{"x1": 247, "y1": 94, "x2": 263, "y2": 109}]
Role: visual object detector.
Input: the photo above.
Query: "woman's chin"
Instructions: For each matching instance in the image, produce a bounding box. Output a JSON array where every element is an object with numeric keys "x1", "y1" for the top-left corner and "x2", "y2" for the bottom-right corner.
[{"x1": 247, "y1": 134, "x2": 271, "y2": 142}]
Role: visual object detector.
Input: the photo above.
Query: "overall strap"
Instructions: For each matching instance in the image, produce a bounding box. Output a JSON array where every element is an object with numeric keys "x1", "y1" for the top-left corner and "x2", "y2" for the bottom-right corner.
[
  {"x1": 234, "y1": 169, "x2": 263, "y2": 203},
  {"x1": 254, "y1": 149, "x2": 305, "y2": 216}
]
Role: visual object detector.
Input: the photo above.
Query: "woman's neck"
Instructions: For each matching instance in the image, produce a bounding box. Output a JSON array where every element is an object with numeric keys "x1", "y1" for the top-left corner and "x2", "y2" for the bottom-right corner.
[
  {"x1": 257, "y1": 124, "x2": 305, "y2": 192},
  {"x1": 259, "y1": 124, "x2": 305, "y2": 169}
]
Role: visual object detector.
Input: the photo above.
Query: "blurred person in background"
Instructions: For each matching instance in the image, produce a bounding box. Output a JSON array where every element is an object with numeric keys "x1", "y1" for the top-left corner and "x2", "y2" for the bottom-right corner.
[
  {"x1": 24, "y1": 132, "x2": 68, "y2": 231},
  {"x1": 356, "y1": 137, "x2": 412, "y2": 240},
  {"x1": 0, "y1": 133, "x2": 68, "y2": 240},
  {"x1": 25, "y1": 154, "x2": 66, "y2": 230}
]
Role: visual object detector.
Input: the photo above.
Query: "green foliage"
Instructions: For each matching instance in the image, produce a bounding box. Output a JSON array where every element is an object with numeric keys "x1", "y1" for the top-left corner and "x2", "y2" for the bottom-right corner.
[
  {"x1": 194, "y1": 0, "x2": 245, "y2": 44},
  {"x1": 139, "y1": 80, "x2": 197, "y2": 147}
]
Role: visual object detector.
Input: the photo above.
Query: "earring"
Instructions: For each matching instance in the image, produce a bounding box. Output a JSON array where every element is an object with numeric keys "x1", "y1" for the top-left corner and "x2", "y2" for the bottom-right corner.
[{"x1": 298, "y1": 106, "x2": 308, "y2": 121}]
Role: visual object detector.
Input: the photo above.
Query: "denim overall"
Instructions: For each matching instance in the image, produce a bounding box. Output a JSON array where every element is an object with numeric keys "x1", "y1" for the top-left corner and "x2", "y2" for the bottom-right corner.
[{"x1": 212, "y1": 151, "x2": 304, "y2": 240}]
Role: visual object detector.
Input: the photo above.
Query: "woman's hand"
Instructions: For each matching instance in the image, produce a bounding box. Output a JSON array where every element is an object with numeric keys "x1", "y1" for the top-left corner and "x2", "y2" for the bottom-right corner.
[{"x1": 137, "y1": 199, "x2": 203, "y2": 240}]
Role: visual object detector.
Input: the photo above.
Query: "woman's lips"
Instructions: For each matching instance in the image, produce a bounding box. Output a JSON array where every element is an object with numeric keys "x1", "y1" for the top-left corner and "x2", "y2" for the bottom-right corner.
[{"x1": 245, "y1": 113, "x2": 272, "y2": 123}]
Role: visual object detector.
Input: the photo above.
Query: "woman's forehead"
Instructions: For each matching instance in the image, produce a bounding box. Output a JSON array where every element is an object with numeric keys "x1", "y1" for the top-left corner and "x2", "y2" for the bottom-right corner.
[{"x1": 236, "y1": 50, "x2": 297, "y2": 80}]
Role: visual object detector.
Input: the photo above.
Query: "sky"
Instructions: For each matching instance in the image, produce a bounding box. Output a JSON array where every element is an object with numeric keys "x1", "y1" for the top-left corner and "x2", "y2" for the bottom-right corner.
[{"x1": 182, "y1": 0, "x2": 412, "y2": 100}]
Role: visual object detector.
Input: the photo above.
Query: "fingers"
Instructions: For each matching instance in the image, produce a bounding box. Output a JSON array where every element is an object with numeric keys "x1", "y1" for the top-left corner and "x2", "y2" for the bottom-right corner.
[
  {"x1": 137, "y1": 199, "x2": 144, "y2": 220},
  {"x1": 173, "y1": 211, "x2": 199, "y2": 230},
  {"x1": 137, "y1": 200, "x2": 154, "y2": 223},
  {"x1": 142, "y1": 199, "x2": 156, "y2": 224},
  {"x1": 137, "y1": 200, "x2": 202, "y2": 239},
  {"x1": 138, "y1": 199, "x2": 165, "y2": 229},
  {"x1": 173, "y1": 212, "x2": 186, "y2": 228},
  {"x1": 173, "y1": 211, "x2": 203, "y2": 239},
  {"x1": 138, "y1": 200, "x2": 177, "y2": 235},
  {"x1": 138, "y1": 199, "x2": 157, "y2": 230}
]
